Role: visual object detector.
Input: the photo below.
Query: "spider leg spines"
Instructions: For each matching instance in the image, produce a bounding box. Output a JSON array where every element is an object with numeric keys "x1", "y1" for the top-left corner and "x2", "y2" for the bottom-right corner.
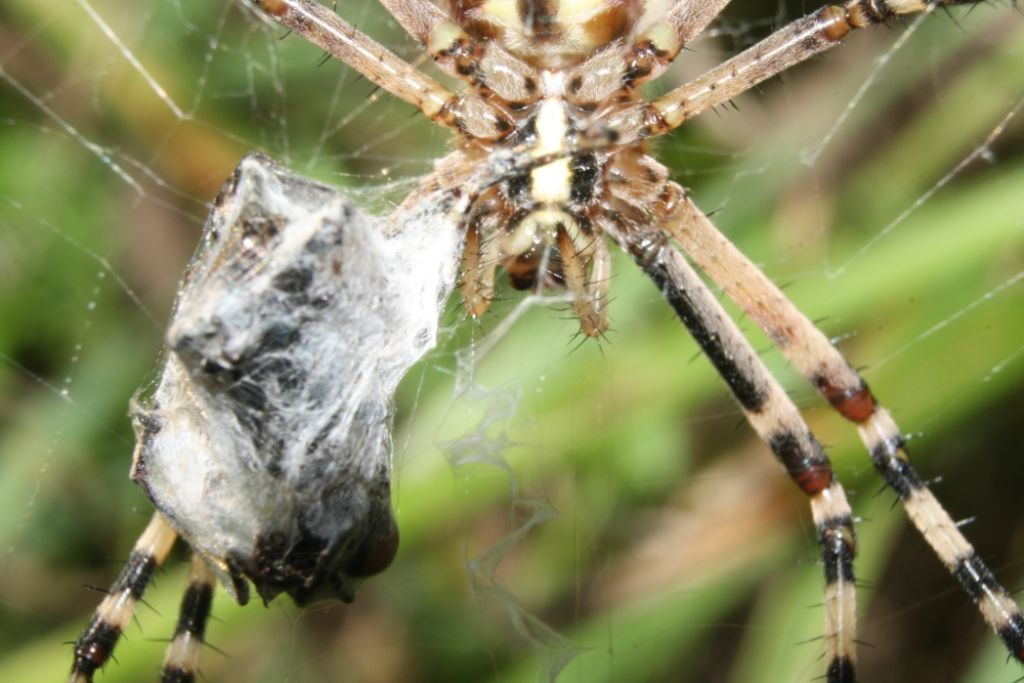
[
  {"x1": 459, "y1": 223, "x2": 498, "y2": 317},
  {"x1": 556, "y1": 225, "x2": 607, "y2": 337},
  {"x1": 647, "y1": 8, "x2": 853, "y2": 133},
  {"x1": 160, "y1": 555, "x2": 216, "y2": 683},
  {"x1": 70, "y1": 514, "x2": 178, "y2": 682},
  {"x1": 587, "y1": 235, "x2": 612, "y2": 332},
  {"x1": 623, "y1": 235, "x2": 860, "y2": 680}
]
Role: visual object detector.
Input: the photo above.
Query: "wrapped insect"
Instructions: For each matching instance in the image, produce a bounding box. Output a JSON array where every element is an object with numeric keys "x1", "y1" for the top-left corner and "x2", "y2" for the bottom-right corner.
[{"x1": 70, "y1": 152, "x2": 462, "y2": 681}]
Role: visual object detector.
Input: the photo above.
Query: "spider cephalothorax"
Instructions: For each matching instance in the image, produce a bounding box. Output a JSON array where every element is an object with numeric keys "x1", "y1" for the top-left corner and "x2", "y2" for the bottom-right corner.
[{"x1": 416, "y1": 1, "x2": 693, "y2": 336}]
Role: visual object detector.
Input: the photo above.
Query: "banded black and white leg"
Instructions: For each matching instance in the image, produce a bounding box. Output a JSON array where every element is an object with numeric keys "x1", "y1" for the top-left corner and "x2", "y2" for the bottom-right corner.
[
  {"x1": 660, "y1": 189, "x2": 1024, "y2": 664},
  {"x1": 70, "y1": 513, "x2": 178, "y2": 683},
  {"x1": 161, "y1": 555, "x2": 216, "y2": 683},
  {"x1": 618, "y1": 227, "x2": 859, "y2": 683}
]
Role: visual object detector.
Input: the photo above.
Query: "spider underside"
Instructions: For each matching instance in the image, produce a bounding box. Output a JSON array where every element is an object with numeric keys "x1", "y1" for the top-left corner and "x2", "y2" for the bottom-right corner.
[{"x1": 70, "y1": 1, "x2": 1024, "y2": 682}]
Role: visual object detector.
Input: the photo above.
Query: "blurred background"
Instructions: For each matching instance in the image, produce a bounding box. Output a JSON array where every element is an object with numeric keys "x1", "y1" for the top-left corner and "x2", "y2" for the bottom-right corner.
[{"x1": 1, "y1": 1, "x2": 1022, "y2": 681}]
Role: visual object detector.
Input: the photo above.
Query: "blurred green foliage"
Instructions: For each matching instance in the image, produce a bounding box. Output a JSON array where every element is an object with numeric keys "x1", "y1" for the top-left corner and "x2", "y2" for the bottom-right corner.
[{"x1": 0, "y1": 1, "x2": 1022, "y2": 682}]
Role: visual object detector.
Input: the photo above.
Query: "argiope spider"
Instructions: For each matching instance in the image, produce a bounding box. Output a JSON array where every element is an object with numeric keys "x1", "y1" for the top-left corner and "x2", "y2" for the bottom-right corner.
[{"x1": 66, "y1": 1, "x2": 1023, "y2": 682}]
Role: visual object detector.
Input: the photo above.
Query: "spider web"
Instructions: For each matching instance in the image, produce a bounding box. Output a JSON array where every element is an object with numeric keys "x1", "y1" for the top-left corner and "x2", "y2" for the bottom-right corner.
[{"x1": 1, "y1": 1, "x2": 1022, "y2": 682}]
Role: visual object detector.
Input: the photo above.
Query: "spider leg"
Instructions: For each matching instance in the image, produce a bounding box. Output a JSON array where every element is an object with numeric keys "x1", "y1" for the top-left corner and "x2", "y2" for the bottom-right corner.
[
  {"x1": 588, "y1": 234, "x2": 612, "y2": 332},
  {"x1": 70, "y1": 513, "x2": 178, "y2": 683},
  {"x1": 160, "y1": 555, "x2": 216, "y2": 683},
  {"x1": 641, "y1": 0, "x2": 988, "y2": 137},
  {"x1": 250, "y1": 0, "x2": 512, "y2": 136},
  {"x1": 616, "y1": 226, "x2": 858, "y2": 683},
  {"x1": 373, "y1": 0, "x2": 524, "y2": 94},
  {"x1": 661, "y1": 187, "x2": 1024, "y2": 663},
  {"x1": 556, "y1": 222, "x2": 608, "y2": 337},
  {"x1": 460, "y1": 219, "x2": 500, "y2": 318}
]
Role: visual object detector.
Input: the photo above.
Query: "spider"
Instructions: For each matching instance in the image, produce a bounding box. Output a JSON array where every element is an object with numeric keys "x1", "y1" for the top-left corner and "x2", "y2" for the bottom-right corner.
[{"x1": 66, "y1": 1, "x2": 1023, "y2": 682}]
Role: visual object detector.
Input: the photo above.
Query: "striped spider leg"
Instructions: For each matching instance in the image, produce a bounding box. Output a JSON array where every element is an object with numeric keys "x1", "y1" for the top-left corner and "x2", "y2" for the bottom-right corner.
[
  {"x1": 161, "y1": 555, "x2": 217, "y2": 683},
  {"x1": 614, "y1": 224, "x2": 859, "y2": 680},
  {"x1": 660, "y1": 190, "x2": 1024, "y2": 669},
  {"x1": 71, "y1": 516, "x2": 215, "y2": 683},
  {"x1": 70, "y1": 514, "x2": 177, "y2": 682},
  {"x1": 68, "y1": 516, "x2": 216, "y2": 679}
]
